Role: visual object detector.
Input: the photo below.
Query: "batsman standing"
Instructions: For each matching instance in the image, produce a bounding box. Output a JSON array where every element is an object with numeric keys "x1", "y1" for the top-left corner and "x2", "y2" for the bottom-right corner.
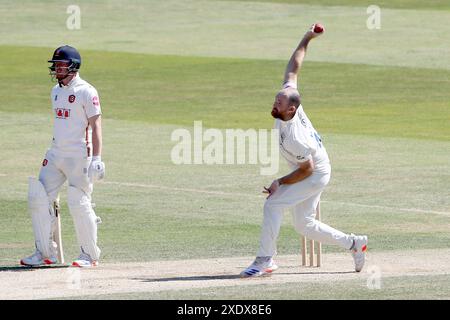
[
  {"x1": 20, "y1": 45, "x2": 105, "y2": 268},
  {"x1": 241, "y1": 25, "x2": 368, "y2": 277}
]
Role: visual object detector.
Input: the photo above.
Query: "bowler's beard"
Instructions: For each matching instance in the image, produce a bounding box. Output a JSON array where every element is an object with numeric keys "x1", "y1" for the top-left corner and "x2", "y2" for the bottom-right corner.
[
  {"x1": 271, "y1": 108, "x2": 282, "y2": 119},
  {"x1": 272, "y1": 108, "x2": 297, "y2": 121}
]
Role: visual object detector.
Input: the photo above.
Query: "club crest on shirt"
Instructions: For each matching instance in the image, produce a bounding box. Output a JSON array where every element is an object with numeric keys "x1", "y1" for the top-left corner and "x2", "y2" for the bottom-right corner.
[
  {"x1": 301, "y1": 117, "x2": 307, "y2": 127},
  {"x1": 54, "y1": 95, "x2": 58, "y2": 101},
  {"x1": 55, "y1": 108, "x2": 71, "y2": 119},
  {"x1": 68, "y1": 95, "x2": 76, "y2": 103}
]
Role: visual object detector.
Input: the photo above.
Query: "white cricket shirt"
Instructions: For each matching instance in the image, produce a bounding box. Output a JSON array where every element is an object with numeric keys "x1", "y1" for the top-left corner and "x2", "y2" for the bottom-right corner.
[
  {"x1": 49, "y1": 74, "x2": 102, "y2": 157},
  {"x1": 275, "y1": 83, "x2": 330, "y2": 174}
]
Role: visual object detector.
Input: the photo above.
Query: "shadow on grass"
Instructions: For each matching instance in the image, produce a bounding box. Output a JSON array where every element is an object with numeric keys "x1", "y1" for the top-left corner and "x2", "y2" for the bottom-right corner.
[
  {"x1": 0, "y1": 265, "x2": 70, "y2": 272},
  {"x1": 133, "y1": 274, "x2": 241, "y2": 282},
  {"x1": 276, "y1": 271, "x2": 355, "y2": 275},
  {"x1": 133, "y1": 270, "x2": 355, "y2": 282}
]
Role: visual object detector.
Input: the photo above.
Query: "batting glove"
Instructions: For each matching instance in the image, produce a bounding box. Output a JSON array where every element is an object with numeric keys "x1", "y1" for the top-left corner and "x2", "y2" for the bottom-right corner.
[{"x1": 89, "y1": 156, "x2": 105, "y2": 182}]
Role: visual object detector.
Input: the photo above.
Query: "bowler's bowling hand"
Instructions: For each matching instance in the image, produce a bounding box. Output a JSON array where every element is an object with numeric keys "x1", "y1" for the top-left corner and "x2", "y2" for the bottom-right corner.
[
  {"x1": 263, "y1": 179, "x2": 280, "y2": 199},
  {"x1": 306, "y1": 23, "x2": 325, "y2": 40}
]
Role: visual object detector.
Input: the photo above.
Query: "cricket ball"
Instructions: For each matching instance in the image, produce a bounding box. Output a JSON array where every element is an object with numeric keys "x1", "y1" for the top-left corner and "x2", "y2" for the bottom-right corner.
[{"x1": 313, "y1": 23, "x2": 324, "y2": 33}]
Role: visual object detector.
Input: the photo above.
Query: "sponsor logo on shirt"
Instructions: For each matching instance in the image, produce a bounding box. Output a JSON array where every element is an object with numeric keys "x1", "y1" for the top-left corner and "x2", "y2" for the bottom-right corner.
[
  {"x1": 92, "y1": 96, "x2": 100, "y2": 107},
  {"x1": 55, "y1": 108, "x2": 71, "y2": 119},
  {"x1": 68, "y1": 95, "x2": 76, "y2": 103}
]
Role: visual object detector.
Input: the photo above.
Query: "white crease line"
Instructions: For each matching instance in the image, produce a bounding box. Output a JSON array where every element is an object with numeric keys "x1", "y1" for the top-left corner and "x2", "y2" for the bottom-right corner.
[
  {"x1": 101, "y1": 181, "x2": 450, "y2": 217},
  {"x1": 321, "y1": 200, "x2": 450, "y2": 217}
]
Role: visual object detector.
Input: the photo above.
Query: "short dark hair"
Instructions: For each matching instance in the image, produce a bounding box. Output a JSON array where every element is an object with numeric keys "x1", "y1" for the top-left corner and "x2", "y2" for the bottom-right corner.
[{"x1": 287, "y1": 91, "x2": 301, "y2": 108}]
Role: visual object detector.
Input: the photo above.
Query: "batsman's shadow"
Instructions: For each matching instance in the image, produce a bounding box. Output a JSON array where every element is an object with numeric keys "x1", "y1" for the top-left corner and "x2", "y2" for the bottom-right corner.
[
  {"x1": 0, "y1": 265, "x2": 70, "y2": 272},
  {"x1": 133, "y1": 274, "x2": 241, "y2": 283}
]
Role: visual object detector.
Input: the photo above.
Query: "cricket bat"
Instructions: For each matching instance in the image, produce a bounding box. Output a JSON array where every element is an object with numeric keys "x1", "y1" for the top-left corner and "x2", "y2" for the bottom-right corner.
[{"x1": 53, "y1": 199, "x2": 65, "y2": 264}]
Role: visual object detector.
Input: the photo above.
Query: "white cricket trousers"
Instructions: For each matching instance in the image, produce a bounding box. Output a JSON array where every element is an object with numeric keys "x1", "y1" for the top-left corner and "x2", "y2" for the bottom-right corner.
[
  {"x1": 38, "y1": 149, "x2": 101, "y2": 260},
  {"x1": 39, "y1": 150, "x2": 92, "y2": 202},
  {"x1": 257, "y1": 169, "x2": 353, "y2": 257}
]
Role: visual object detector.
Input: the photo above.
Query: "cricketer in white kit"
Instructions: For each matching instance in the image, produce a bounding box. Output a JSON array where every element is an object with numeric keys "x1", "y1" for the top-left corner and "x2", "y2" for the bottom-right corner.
[
  {"x1": 241, "y1": 25, "x2": 368, "y2": 278},
  {"x1": 20, "y1": 45, "x2": 105, "y2": 268}
]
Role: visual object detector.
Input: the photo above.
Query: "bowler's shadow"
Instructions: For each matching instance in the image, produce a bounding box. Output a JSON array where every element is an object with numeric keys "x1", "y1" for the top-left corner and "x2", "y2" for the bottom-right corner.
[{"x1": 133, "y1": 269, "x2": 354, "y2": 283}]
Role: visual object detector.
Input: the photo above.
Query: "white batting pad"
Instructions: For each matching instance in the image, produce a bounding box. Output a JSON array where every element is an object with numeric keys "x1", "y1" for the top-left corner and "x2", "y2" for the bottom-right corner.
[
  {"x1": 28, "y1": 177, "x2": 55, "y2": 258},
  {"x1": 67, "y1": 186, "x2": 101, "y2": 260}
]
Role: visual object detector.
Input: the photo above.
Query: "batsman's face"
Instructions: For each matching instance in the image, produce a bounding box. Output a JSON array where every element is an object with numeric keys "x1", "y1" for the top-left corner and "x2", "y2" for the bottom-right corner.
[
  {"x1": 54, "y1": 61, "x2": 70, "y2": 80},
  {"x1": 271, "y1": 93, "x2": 290, "y2": 120}
]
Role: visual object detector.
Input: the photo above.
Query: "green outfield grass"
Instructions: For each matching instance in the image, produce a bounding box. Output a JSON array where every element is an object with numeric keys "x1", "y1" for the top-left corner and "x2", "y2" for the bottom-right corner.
[
  {"x1": 1, "y1": 47, "x2": 449, "y2": 141},
  {"x1": 228, "y1": 0, "x2": 450, "y2": 11},
  {"x1": 1, "y1": 92, "x2": 449, "y2": 263},
  {"x1": 1, "y1": 1, "x2": 450, "y2": 69},
  {"x1": 1, "y1": 0, "x2": 449, "y2": 299}
]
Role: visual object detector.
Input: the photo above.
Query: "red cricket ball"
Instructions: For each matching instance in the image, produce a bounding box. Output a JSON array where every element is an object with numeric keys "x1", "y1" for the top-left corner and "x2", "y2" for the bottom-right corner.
[{"x1": 314, "y1": 23, "x2": 324, "y2": 33}]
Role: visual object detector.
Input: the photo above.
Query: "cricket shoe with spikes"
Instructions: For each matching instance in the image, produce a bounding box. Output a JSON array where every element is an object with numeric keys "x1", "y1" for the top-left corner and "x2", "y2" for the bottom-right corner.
[
  {"x1": 72, "y1": 252, "x2": 98, "y2": 268},
  {"x1": 20, "y1": 250, "x2": 57, "y2": 267},
  {"x1": 240, "y1": 256, "x2": 278, "y2": 278},
  {"x1": 350, "y1": 234, "x2": 368, "y2": 272}
]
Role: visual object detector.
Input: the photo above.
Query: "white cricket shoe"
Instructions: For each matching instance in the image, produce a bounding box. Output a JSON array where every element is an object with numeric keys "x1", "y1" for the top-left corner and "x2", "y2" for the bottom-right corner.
[
  {"x1": 350, "y1": 234, "x2": 368, "y2": 272},
  {"x1": 72, "y1": 252, "x2": 98, "y2": 268},
  {"x1": 240, "y1": 256, "x2": 278, "y2": 278},
  {"x1": 20, "y1": 250, "x2": 57, "y2": 267}
]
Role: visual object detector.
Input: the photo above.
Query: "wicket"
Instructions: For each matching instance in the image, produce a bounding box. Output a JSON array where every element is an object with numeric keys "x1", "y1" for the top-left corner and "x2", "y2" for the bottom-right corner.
[{"x1": 301, "y1": 201, "x2": 322, "y2": 267}]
